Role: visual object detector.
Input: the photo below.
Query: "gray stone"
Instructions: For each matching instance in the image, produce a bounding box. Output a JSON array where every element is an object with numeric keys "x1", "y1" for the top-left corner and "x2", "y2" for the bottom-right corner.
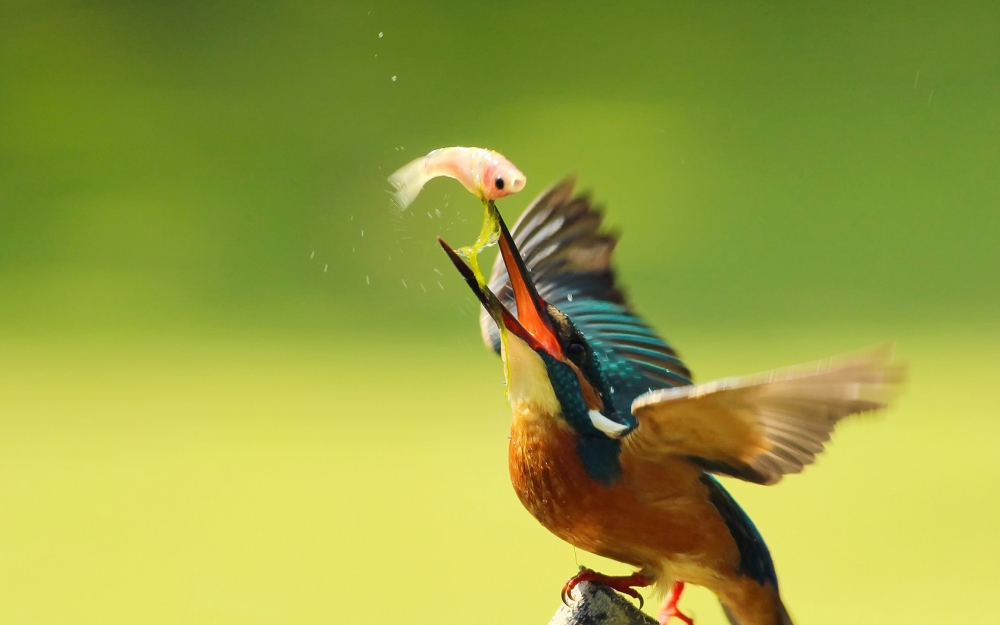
[{"x1": 548, "y1": 581, "x2": 657, "y2": 625}]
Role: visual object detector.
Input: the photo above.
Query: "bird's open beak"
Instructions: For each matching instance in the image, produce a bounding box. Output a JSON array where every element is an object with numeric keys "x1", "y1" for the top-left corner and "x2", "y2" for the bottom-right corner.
[{"x1": 438, "y1": 211, "x2": 563, "y2": 359}]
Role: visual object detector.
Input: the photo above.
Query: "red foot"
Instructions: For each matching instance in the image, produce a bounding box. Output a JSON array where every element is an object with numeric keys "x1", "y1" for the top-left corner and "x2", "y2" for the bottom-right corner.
[
  {"x1": 657, "y1": 581, "x2": 694, "y2": 625},
  {"x1": 561, "y1": 568, "x2": 653, "y2": 608}
]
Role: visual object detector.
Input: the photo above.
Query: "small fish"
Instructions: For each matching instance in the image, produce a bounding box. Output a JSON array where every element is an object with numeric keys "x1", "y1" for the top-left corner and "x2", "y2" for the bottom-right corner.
[{"x1": 388, "y1": 146, "x2": 526, "y2": 209}]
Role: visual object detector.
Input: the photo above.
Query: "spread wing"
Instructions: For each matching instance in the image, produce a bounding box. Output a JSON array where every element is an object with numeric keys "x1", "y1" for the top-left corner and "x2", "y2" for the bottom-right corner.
[
  {"x1": 627, "y1": 345, "x2": 906, "y2": 485},
  {"x1": 480, "y1": 177, "x2": 693, "y2": 395}
]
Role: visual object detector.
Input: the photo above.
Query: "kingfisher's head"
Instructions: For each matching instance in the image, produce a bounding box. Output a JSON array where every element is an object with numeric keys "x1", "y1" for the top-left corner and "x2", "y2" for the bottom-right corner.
[{"x1": 438, "y1": 211, "x2": 634, "y2": 443}]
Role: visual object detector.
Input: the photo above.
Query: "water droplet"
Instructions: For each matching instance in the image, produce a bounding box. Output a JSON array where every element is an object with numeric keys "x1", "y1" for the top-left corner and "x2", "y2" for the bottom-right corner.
[
  {"x1": 310, "y1": 251, "x2": 315, "y2": 259},
  {"x1": 324, "y1": 264, "x2": 328, "y2": 273},
  {"x1": 420, "y1": 283, "x2": 427, "y2": 292},
  {"x1": 434, "y1": 208, "x2": 441, "y2": 217},
  {"x1": 401, "y1": 279, "x2": 408, "y2": 289},
  {"x1": 361, "y1": 229, "x2": 364, "y2": 237},
  {"x1": 378, "y1": 32, "x2": 383, "y2": 38},
  {"x1": 391, "y1": 75, "x2": 397, "y2": 82},
  {"x1": 567, "y1": 294, "x2": 574, "y2": 301},
  {"x1": 437, "y1": 281, "x2": 444, "y2": 290},
  {"x1": 366, "y1": 275, "x2": 370, "y2": 285}
]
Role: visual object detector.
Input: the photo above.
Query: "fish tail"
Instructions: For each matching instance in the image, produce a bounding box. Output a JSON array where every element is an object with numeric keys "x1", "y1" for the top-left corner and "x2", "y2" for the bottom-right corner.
[{"x1": 388, "y1": 156, "x2": 431, "y2": 209}]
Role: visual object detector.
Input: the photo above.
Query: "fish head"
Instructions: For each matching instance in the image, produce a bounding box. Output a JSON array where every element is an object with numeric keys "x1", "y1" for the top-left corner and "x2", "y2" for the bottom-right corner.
[{"x1": 481, "y1": 154, "x2": 527, "y2": 200}]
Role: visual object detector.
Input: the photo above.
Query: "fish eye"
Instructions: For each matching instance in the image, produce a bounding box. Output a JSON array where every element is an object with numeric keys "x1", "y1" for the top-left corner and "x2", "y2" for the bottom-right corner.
[
  {"x1": 495, "y1": 177, "x2": 505, "y2": 190},
  {"x1": 567, "y1": 342, "x2": 586, "y2": 360}
]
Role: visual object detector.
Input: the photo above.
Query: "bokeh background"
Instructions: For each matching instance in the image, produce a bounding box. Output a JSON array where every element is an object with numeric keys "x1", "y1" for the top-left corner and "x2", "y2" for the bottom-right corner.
[{"x1": 2, "y1": 1, "x2": 998, "y2": 623}]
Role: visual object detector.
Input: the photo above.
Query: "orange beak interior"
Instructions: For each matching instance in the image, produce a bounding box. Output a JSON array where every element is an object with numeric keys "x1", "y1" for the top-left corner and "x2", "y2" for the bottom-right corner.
[
  {"x1": 495, "y1": 215, "x2": 563, "y2": 360},
  {"x1": 438, "y1": 210, "x2": 562, "y2": 360}
]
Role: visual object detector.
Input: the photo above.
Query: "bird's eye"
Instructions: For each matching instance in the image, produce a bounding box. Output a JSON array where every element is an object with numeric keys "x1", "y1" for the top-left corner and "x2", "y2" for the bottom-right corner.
[
  {"x1": 567, "y1": 342, "x2": 586, "y2": 360},
  {"x1": 495, "y1": 177, "x2": 505, "y2": 190}
]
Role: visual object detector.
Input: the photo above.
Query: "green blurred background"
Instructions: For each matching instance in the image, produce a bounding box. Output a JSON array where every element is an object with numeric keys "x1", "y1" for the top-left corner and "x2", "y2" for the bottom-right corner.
[{"x1": 1, "y1": 1, "x2": 998, "y2": 623}]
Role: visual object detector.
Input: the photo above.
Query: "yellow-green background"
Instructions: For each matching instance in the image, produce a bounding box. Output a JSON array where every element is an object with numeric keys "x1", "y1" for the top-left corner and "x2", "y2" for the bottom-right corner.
[{"x1": 1, "y1": 1, "x2": 998, "y2": 623}]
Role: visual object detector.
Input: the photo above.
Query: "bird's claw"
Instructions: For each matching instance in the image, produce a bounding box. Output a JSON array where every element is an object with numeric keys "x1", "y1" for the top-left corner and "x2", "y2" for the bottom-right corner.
[
  {"x1": 561, "y1": 567, "x2": 653, "y2": 609},
  {"x1": 618, "y1": 585, "x2": 645, "y2": 608}
]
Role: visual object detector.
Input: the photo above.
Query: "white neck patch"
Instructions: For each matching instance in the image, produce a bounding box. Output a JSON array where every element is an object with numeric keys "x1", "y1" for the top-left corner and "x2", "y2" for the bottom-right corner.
[{"x1": 588, "y1": 410, "x2": 629, "y2": 438}]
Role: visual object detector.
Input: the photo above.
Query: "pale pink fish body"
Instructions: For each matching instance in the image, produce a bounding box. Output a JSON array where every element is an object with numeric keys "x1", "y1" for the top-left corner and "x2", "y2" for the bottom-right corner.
[{"x1": 388, "y1": 146, "x2": 526, "y2": 209}]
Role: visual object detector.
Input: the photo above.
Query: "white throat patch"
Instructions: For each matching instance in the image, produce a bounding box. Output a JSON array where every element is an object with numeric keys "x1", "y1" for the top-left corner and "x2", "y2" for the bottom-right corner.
[
  {"x1": 588, "y1": 410, "x2": 629, "y2": 438},
  {"x1": 502, "y1": 332, "x2": 560, "y2": 418}
]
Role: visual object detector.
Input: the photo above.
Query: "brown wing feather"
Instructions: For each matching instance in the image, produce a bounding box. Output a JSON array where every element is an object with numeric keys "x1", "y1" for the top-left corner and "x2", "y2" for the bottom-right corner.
[{"x1": 627, "y1": 344, "x2": 906, "y2": 485}]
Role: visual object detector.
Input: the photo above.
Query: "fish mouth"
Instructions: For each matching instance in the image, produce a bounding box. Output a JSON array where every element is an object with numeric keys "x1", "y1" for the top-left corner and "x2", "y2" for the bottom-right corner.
[{"x1": 438, "y1": 210, "x2": 561, "y2": 358}]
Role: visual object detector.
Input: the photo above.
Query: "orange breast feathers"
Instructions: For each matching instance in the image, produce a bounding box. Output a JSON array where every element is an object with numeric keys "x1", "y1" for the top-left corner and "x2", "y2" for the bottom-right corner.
[{"x1": 507, "y1": 410, "x2": 742, "y2": 580}]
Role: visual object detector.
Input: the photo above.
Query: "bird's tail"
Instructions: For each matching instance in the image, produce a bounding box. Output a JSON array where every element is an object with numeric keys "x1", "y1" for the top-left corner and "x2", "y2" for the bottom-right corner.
[
  {"x1": 388, "y1": 156, "x2": 430, "y2": 209},
  {"x1": 721, "y1": 594, "x2": 793, "y2": 625}
]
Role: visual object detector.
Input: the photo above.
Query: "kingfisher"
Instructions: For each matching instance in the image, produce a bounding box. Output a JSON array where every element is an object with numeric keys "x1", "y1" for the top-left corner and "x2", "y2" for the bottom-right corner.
[{"x1": 438, "y1": 178, "x2": 904, "y2": 625}]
